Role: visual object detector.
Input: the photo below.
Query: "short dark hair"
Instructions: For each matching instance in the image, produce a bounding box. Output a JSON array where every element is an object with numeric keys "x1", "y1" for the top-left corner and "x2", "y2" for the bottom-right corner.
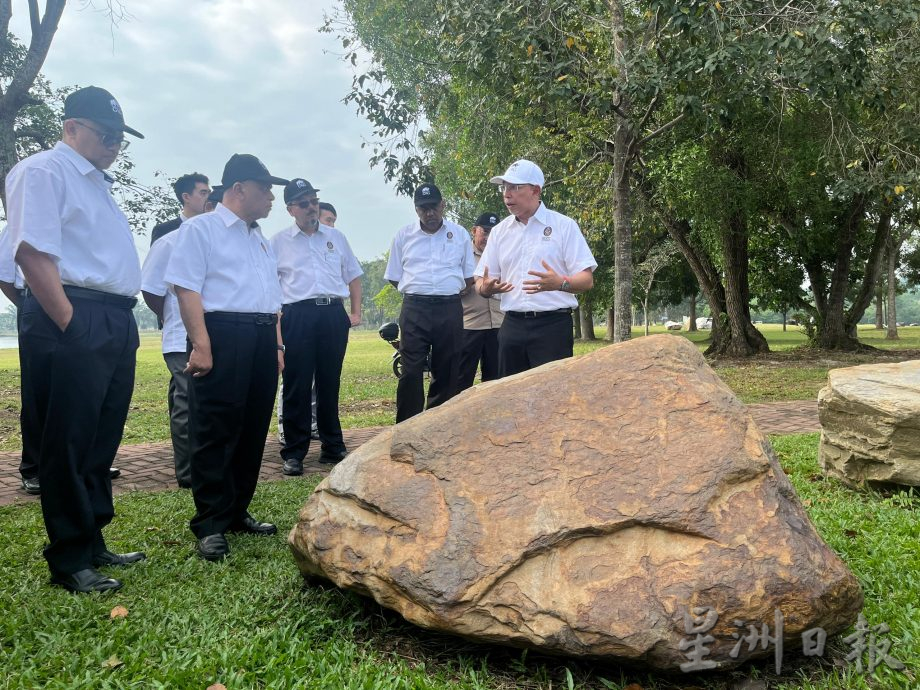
[
  {"x1": 318, "y1": 201, "x2": 337, "y2": 217},
  {"x1": 173, "y1": 172, "x2": 209, "y2": 204}
]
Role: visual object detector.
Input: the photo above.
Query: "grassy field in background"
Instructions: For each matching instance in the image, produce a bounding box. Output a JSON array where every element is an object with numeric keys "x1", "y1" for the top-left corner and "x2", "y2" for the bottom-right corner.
[
  {"x1": 0, "y1": 433, "x2": 916, "y2": 688},
  {"x1": 0, "y1": 323, "x2": 918, "y2": 450}
]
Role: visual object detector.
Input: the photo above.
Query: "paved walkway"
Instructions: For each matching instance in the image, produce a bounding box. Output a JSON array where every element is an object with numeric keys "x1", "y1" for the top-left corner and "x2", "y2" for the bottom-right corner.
[{"x1": 0, "y1": 400, "x2": 820, "y2": 507}]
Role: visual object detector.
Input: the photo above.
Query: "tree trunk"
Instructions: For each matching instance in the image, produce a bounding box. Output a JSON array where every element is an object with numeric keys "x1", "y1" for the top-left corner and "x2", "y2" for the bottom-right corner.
[
  {"x1": 643, "y1": 296, "x2": 650, "y2": 336},
  {"x1": 887, "y1": 232, "x2": 900, "y2": 340},
  {"x1": 605, "y1": 307, "x2": 615, "y2": 341},
  {"x1": 0, "y1": 0, "x2": 66, "y2": 212},
  {"x1": 874, "y1": 283, "x2": 885, "y2": 329},
  {"x1": 579, "y1": 294, "x2": 596, "y2": 340},
  {"x1": 573, "y1": 307, "x2": 582, "y2": 339},
  {"x1": 687, "y1": 290, "x2": 697, "y2": 331},
  {"x1": 715, "y1": 212, "x2": 769, "y2": 356},
  {"x1": 782, "y1": 310, "x2": 787, "y2": 332}
]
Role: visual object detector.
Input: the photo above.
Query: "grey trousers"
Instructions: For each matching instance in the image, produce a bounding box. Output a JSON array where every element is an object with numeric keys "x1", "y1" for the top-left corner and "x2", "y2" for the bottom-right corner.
[{"x1": 163, "y1": 351, "x2": 191, "y2": 487}]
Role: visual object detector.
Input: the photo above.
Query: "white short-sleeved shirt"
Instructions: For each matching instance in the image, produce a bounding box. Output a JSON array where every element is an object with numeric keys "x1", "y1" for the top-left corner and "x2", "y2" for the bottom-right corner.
[
  {"x1": 0, "y1": 226, "x2": 24, "y2": 288},
  {"x1": 384, "y1": 219, "x2": 476, "y2": 295},
  {"x1": 164, "y1": 203, "x2": 282, "y2": 314},
  {"x1": 5, "y1": 141, "x2": 141, "y2": 297},
  {"x1": 474, "y1": 203, "x2": 597, "y2": 312},
  {"x1": 141, "y1": 230, "x2": 187, "y2": 353},
  {"x1": 270, "y1": 223, "x2": 363, "y2": 303}
]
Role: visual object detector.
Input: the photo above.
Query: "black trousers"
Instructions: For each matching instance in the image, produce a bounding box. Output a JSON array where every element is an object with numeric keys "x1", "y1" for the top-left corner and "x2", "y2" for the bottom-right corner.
[
  {"x1": 16, "y1": 304, "x2": 40, "y2": 481},
  {"x1": 280, "y1": 301, "x2": 349, "y2": 461},
  {"x1": 396, "y1": 296, "x2": 462, "y2": 422},
  {"x1": 457, "y1": 328, "x2": 500, "y2": 391},
  {"x1": 163, "y1": 352, "x2": 191, "y2": 486},
  {"x1": 188, "y1": 315, "x2": 278, "y2": 538},
  {"x1": 19, "y1": 294, "x2": 138, "y2": 575},
  {"x1": 498, "y1": 310, "x2": 574, "y2": 378}
]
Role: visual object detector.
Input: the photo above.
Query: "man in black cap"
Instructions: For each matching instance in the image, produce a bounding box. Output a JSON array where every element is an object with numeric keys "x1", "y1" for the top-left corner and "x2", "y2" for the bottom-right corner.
[
  {"x1": 165, "y1": 153, "x2": 288, "y2": 562},
  {"x1": 271, "y1": 179, "x2": 363, "y2": 475},
  {"x1": 457, "y1": 212, "x2": 504, "y2": 391},
  {"x1": 149, "y1": 172, "x2": 211, "y2": 246},
  {"x1": 204, "y1": 185, "x2": 224, "y2": 212},
  {"x1": 384, "y1": 183, "x2": 475, "y2": 421},
  {"x1": 7, "y1": 85, "x2": 146, "y2": 593}
]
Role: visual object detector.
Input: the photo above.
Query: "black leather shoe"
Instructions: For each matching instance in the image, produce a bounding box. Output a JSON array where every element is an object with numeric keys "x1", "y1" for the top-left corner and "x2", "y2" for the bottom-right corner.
[
  {"x1": 92, "y1": 550, "x2": 146, "y2": 567},
  {"x1": 51, "y1": 568, "x2": 122, "y2": 593},
  {"x1": 197, "y1": 534, "x2": 229, "y2": 561},
  {"x1": 282, "y1": 458, "x2": 303, "y2": 476},
  {"x1": 228, "y1": 515, "x2": 277, "y2": 536},
  {"x1": 109, "y1": 467, "x2": 121, "y2": 480},
  {"x1": 21, "y1": 476, "x2": 40, "y2": 495},
  {"x1": 319, "y1": 448, "x2": 348, "y2": 465}
]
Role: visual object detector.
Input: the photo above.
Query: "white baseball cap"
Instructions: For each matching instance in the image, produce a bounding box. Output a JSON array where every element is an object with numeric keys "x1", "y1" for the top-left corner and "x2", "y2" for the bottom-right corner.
[{"x1": 489, "y1": 159, "x2": 545, "y2": 187}]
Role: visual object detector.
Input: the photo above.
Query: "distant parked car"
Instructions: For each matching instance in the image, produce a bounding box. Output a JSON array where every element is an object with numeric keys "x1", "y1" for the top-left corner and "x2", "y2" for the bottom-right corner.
[
  {"x1": 696, "y1": 317, "x2": 712, "y2": 330},
  {"x1": 664, "y1": 320, "x2": 682, "y2": 331}
]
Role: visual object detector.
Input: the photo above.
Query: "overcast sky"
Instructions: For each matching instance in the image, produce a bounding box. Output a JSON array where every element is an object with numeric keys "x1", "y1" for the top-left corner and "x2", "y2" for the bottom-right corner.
[{"x1": 10, "y1": 0, "x2": 410, "y2": 263}]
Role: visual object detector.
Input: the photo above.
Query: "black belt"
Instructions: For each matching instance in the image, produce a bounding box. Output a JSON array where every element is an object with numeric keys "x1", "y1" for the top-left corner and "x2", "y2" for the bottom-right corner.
[
  {"x1": 23, "y1": 285, "x2": 137, "y2": 309},
  {"x1": 290, "y1": 296, "x2": 343, "y2": 306},
  {"x1": 205, "y1": 311, "x2": 278, "y2": 326},
  {"x1": 506, "y1": 308, "x2": 573, "y2": 319},
  {"x1": 404, "y1": 293, "x2": 461, "y2": 304}
]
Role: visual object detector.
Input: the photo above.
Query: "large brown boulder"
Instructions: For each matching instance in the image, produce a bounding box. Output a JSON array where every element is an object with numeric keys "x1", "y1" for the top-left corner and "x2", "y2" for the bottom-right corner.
[
  {"x1": 289, "y1": 334, "x2": 862, "y2": 671},
  {"x1": 819, "y1": 360, "x2": 920, "y2": 486}
]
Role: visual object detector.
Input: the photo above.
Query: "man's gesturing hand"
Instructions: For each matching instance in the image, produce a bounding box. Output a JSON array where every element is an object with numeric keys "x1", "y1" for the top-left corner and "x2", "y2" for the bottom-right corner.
[{"x1": 479, "y1": 266, "x2": 513, "y2": 297}]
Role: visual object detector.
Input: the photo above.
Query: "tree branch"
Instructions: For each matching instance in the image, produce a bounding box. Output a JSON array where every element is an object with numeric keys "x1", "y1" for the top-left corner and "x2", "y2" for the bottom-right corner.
[
  {"x1": 15, "y1": 127, "x2": 48, "y2": 148},
  {"x1": 636, "y1": 111, "x2": 687, "y2": 148},
  {"x1": 1, "y1": 0, "x2": 65, "y2": 117}
]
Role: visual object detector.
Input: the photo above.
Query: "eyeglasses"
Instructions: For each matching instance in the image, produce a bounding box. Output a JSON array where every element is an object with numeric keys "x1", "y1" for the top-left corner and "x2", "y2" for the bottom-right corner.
[
  {"x1": 73, "y1": 120, "x2": 129, "y2": 151},
  {"x1": 498, "y1": 183, "x2": 531, "y2": 193},
  {"x1": 289, "y1": 198, "x2": 319, "y2": 209}
]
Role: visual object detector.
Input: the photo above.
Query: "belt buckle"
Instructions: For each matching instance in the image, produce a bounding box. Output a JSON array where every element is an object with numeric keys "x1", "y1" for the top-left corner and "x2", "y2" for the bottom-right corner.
[
  {"x1": 524, "y1": 311, "x2": 537, "y2": 318},
  {"x1": 315, "y1": 296, "x2": 331, "y2": 306},
  {"x1": 255, "y1": 313, "x2": 274, "y2": 326}
]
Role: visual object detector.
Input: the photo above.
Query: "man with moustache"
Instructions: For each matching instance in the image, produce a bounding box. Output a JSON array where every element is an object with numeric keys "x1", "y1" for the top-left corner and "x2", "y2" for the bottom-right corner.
[
  {"x1": 385, "y1": 183, "x2": 475, "y2": 421},
  {"x1": 165, "y1": 154, "x2": 287, "y2": 561},
  {"x1": 457, "y1": 212, "x2": 503, "y2": 391},
  {"x1": 7, "y1": 86, "x2": 146, "y2": 593},
  {"x1": 271, "y1": 179, "x2": 362, "y2": 475},
  {"x1": 476, "y1": 160, "x2": 596, "y2": 376}
]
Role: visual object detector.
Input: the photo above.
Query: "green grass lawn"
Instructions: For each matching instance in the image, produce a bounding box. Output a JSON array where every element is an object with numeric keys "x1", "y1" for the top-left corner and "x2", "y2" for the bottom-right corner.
[
  {"x1": 0, "y1": 324, "x2": 918, "y2": 451},
  {"x1": 0, "y1": 434, "x2": 916, "y2": 688}
]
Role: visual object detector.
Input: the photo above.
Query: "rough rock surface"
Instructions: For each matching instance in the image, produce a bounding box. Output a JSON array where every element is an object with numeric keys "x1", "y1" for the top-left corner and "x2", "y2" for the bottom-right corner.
[
  {"x1": 290, "y1": 334, "x2": 862, "y2": 671},
  {"x1": 819, "y1": 360, "x2": 920, "y2": 486}
]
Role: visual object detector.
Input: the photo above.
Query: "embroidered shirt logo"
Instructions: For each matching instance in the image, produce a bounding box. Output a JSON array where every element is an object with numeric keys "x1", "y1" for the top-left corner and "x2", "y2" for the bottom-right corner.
[
  {"x1": 446, "y1": 231, "x2": 453, "y2": 239},
  {"x1": 543, "y1": 227, "x2": 553, "y2": 236},
  {"x1": 326, "y1": 241, "x2": 334, "y2": 250}
]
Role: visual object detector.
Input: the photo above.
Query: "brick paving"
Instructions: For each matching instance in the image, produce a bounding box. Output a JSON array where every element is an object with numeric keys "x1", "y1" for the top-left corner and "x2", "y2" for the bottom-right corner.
[{"x1": 0, "y1": 400, "x2": 821, "y2": 507}]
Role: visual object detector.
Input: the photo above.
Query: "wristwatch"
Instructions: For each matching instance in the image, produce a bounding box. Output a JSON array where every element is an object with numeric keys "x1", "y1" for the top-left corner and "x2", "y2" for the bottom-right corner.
[
  {"x1": 559, "y1": 278, "x2": 571, "y2": 292},
  {"x1": 277, "y1": 345, "x2": 286, "y2": 353}
]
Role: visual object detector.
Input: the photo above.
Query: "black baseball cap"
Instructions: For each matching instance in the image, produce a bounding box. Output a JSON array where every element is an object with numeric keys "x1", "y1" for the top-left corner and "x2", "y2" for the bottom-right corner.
[
  {"x1": 474, "y1": 212, "x2": 500, "y2": 229},
  {"x1": 414, "y1": 183, "x2": 442, "y2": 206},
  {"x1": 221, "y1": 154, "x2": 289, "y2": 187},
  {"x1": 63, "y1": 86, "x2": 144, "y2": 138},
  {"x1": 207, "y1": 185, "x2": 224, "y2": 205},
  {"x1": 284, "y1": 178, "x2": 320, "y2": 204}
]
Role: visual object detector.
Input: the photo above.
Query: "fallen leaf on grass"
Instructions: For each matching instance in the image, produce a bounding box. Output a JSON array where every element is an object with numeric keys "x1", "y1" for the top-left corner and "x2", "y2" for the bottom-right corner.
[
  {"x1": 844, "y1": 529, "x2": 858, "y2": 538},
  {"x1": 207, "y1": 684, "x2": 227, "y2": 690},
  {"x1": 802, "y1": 499, "x2": 813, "y2": 507},
  {"x1": 102, "y1": 655, "x2": 124, "y2": 669},
  {"x1": 109, "y1": 606, "x2": 129, "y2": 619},
  {"x1": 162, "y1": 539, "x2": 182, "y2": 546},
  {"x1": 624, "y1": 684, "x2": 645, "y2": 690},
  {"x1": 145, "y1": 526, "x2": 161, "y2": 532}
]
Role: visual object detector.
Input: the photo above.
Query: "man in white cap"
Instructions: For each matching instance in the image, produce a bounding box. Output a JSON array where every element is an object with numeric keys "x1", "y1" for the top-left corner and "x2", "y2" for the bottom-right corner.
[{"x1": 475, "y1": 160, "x2": 597, "y2": 376}]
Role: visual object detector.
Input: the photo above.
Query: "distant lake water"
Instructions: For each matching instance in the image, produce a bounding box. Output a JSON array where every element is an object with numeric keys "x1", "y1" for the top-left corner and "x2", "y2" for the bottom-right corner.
[{"x1": 0, "y1": 336, "x2": 17, "y2": 349}]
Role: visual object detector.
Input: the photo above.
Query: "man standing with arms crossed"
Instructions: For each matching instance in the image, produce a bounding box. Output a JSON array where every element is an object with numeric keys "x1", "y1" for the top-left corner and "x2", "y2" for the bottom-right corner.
[
  {"x1": 385, "y1": 183, "x2": 475, "y2": 421},
  {"x1": 8, "y1": 86, "x2": 146, "y2": 593},
  {"x1": 165, "y1": 154, "x2": 287, "y2": 562},
  {"x1": 476, "y1": 160, "x2": 596, "y2": 376},
  {"x1": 272, "y1": 179, "x2": 362, "y2": 475}
]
